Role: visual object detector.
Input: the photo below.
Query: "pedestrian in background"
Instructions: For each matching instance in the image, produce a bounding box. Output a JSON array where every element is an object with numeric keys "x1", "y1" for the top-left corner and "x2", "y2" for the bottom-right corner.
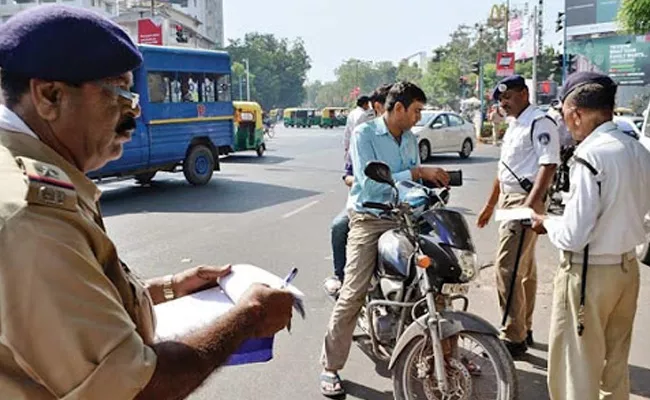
[{"x1": 532, "y1": 72, "x2": 650, "y2": 400}]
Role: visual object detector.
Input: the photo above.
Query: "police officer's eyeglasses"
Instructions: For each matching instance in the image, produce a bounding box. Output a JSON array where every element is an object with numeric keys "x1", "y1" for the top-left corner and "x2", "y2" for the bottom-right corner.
[{"x1": 98, "y1": 82, "x2": 140, "y2": 109}]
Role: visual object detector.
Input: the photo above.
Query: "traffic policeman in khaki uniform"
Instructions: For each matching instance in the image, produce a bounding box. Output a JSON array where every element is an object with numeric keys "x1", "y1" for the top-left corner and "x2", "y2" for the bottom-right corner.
[
  {"x1": 532, "y1": 72, "x2": 650, "y2": 400},
  {"x1": 477, "y1": 75, "x2": 560, "y2": 357},
  {"x1": 0, "y1": 5, "x2": 294, "y2": 399}
]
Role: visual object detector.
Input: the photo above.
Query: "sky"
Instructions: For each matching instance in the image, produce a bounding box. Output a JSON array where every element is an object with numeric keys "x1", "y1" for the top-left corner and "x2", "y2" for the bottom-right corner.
[{"x1": 223, "y1": 0, "x2": 565, "y2": 83}]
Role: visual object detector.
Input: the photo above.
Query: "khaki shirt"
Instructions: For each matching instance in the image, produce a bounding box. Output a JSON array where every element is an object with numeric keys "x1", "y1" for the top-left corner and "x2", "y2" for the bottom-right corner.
[{"x1": 0, "y1": 129, "x2": 157, "y2": 399}]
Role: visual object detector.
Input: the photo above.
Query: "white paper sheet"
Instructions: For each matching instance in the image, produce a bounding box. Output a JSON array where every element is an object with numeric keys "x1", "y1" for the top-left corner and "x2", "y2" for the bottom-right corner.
[
  {"x1": 494, "y1": 207, "x2": 534, "y2": 222},
  {"x1": 218, "y1": 264, "x2": 305, "y2": 303}
]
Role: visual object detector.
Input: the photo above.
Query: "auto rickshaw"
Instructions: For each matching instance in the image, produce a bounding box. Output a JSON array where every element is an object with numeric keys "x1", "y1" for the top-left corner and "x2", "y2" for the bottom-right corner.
[
  {"x1": 284, "y1": 108, "x2": 297, "y2": 127},
  {"x1": 320, "y1": 107, "x2": 348, "y2": 128},
  {"x1": 233, "y1": 101, "x2": 265, "y2": 157},
  {"x1": 295, "y1": 108, "x2": 310, "y2": 128}
]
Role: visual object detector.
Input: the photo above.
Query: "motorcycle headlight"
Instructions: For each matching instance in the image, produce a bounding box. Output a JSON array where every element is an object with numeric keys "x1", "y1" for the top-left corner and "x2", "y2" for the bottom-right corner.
[{"x1": 451, "y1": 248, "x2": 479, "y2": 283}]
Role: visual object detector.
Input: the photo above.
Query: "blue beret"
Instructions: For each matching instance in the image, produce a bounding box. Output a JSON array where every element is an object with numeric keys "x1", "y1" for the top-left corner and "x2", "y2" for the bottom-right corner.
[
  {"x1": 492, "y1": 75, "x2": 527, "y2": 101},
  {"x1": 0, "y1": 5, "x2": 142, "y2": 83},
  {"x1": 560, "y1": 72, "x2": 616, "y2": 101}
]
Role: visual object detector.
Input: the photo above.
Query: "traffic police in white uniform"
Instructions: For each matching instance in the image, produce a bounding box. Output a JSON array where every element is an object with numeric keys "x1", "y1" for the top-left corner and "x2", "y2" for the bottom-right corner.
[
  {"x1": 533, "y1": 72, "x2": 650, "y2": 400},
  {"x1": 477, "y1": 75, "x2": 560, "y2": 357}
]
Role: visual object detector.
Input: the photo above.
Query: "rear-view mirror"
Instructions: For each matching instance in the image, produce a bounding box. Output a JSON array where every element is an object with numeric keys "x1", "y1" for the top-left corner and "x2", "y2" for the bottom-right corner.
[{"x1": 364, "y1": 161, "x2": 394, "y2": 186}]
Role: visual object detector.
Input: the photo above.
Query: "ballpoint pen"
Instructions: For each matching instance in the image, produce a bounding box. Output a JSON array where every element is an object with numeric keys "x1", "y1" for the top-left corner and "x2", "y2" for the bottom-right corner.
[{"x1": 280, "y1": 267, "x2": 299, "y2": 333}]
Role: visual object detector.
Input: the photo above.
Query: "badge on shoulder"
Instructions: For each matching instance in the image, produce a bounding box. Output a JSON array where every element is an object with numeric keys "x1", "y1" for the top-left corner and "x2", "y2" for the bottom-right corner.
[
  {"x1": 15, "y1": 157, "x2": 77, "y2": 211},
  {"x1": 538, "y1": 132, "x2": 551, "y2": 146}
]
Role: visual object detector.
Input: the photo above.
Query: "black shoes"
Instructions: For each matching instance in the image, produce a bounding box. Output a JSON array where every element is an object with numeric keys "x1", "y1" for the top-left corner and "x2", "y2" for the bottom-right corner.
[
  {"x1": 526, "y1": 330, "x2": 534, "y2": 347},
  {"x1": 503, "y1": 340, "x2": 528, "y2": 358}
]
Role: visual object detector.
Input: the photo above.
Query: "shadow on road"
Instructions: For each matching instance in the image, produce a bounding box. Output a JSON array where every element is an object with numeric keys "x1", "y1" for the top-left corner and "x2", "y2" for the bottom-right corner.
[
  {"x1": 221, "y1": 154, "x2": 293, "y2": 165},
  {"x1": 517, "y1": 368, "x2": 549, "y2": 399},
  {"x1": 424, "y1": 155, "x2": 498, "y2": 166},
  {"x1": 630, "y1": 365, "x2": 650, "y2": 397},
  {"x1": 353, "y1": 334, "x2": 391, "y2": 379},
  {"x1": 342, "y1": 380, "x2": 393, "y2": 400},
  {"x1": 99, "y1": 178, "x2": 321, "y2": 217}
]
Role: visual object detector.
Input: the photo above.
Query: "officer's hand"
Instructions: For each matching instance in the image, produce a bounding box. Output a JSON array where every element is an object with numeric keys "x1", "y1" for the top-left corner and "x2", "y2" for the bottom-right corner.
[
  {"x1": 477, "y1": 205, "x2": 494, "y2": 228},
  {"x1": 420, "y1": 167, "x2": 450, "y2": 187},
  {"x1": 239, "y1": 284, "x2": 294, "y2": 338},
  {"x1": 173, "y1": 264, "x2": 232, "y2": 298},
  {"x1": 530, "y1": 213, "x2": 547, "y2": 235}
]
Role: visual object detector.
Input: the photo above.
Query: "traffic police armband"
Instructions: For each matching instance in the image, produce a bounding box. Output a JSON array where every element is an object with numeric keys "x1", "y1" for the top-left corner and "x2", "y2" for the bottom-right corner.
[{"x1": 15, "y1": 157, "x2": 77, "y2": 212}]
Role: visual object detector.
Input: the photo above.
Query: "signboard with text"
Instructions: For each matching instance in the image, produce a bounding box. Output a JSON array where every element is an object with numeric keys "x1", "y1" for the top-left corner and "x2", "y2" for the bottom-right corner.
[
  {"x1": 137, "y1": 18, "x2": 163, "y2": 46},
  {"x1": 566, "y1": 0, "x2": 622, "y2": 36},
  {"x1": 496, "y1": 52, "x2": 516, "y2": 77},
  {"x1": 567, "y1": 34, "x2": 650, "y2": 86}
]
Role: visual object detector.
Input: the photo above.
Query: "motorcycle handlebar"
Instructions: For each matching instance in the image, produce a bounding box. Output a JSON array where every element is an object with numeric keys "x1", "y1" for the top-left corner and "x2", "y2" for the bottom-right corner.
[{"x1": 421, "y1": 170, "x2": 463, "y2": 188}]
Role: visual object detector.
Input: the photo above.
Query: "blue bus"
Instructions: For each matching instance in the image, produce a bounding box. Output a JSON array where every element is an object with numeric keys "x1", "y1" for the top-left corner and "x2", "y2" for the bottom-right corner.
[{"x1": 88, "y1": 45, "x2": 234, "y2": 185}]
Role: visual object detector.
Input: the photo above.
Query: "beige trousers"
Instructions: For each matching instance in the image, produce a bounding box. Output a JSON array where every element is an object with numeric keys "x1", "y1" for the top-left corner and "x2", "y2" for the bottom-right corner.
[
  {"x1": 321, "y1": 211, "x2": 397, "y2": 371},
  {"x1": 495, "y1": 193, "x2": 539, "y2": 343},
  {"x1": 548, "y1": 252, "x2": 639, "y2": 400}
]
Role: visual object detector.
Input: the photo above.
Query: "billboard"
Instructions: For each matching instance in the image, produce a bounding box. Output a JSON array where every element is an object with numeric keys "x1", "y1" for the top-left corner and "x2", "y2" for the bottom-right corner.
[
  {"x1": 137, "y1": 18, "x2": 163, "y2": 46},
  {"x1": 567, "y1": 34, "x2": 650, "y2": 86},
  {"x1": 566, "y1": 0, "x2": 622, "y2": 36},
  {"x1": 508, "y1": 9, "x2": 537, "y2": 60}
]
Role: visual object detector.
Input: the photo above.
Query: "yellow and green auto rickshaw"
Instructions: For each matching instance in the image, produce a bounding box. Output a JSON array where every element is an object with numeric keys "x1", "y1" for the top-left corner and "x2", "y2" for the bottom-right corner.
[
  {"x1": 284, "y1": 108, "x2": 297, "y2": 127},
  {"x1": 309, "y1": 109, "x2": 322, "y2": 127},
  {"x1": 320, "y1": 107, "x2": 348, "y2": 128},
  {"x1": 294, "y1": 108, "x2": 310, "y2": 127},
  {"x1": 233, "y1": 101, "x2": 265, "y2": 157}
]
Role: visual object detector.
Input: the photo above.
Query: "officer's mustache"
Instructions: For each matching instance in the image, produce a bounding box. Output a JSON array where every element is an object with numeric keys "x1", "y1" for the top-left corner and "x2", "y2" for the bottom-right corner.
[{"x1": 115, "y1": 117, "x2": 136, "y2": 135}]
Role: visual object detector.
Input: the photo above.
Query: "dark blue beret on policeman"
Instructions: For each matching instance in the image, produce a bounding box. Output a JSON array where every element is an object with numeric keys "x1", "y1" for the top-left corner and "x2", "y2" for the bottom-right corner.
[
  {"x1": 492, "y1": 75, "x2": 527, "y2": 101},
  {"x1": 560, "y1": 71, "x2": 617, "y2": 101},
  {"x1": 0, "y1": 4, "x2": 142, "y2": 83}
]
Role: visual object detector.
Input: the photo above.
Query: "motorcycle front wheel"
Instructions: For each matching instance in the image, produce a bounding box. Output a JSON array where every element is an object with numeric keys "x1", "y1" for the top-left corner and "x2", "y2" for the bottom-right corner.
[{"x1": 392, "y1": 332, "x2": 518, "y2": 400}]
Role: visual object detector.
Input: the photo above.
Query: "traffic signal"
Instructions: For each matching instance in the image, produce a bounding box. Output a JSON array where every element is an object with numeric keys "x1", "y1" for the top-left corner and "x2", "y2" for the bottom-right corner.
[
  {"x1": 175, "y1": 25, "x2": 188, "y2": 43},
  {"x1": 551, "y1": 54, "x2": 564, "y2": 74},
  {"x1": 555, "y1": 12, "x2": 565, "y2": 32},
  {"x1": 470, "y1": 62, "x2": 481, "y2": 75},
  {"x1": 567, "y1": 54, "x2": 577, "y2": 73}
]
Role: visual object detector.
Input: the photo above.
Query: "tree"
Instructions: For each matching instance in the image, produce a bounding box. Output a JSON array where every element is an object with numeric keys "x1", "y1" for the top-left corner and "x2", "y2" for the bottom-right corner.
[
  {"x1": 618, "y1": 0, "x2": 650, "y2": 34},
  {"x1": 223, "y1": 33, "x2": 311, "y2": 109}
]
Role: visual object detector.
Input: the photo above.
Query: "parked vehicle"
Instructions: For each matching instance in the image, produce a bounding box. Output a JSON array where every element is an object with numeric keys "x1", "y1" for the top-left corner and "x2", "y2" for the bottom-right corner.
[
  {"x1": 284, "y1": 108, "x2": 297, "y2": 127},
  {"x1": 232, "y1": 101, "x2": 265, "y2": 157},
  {"x1": 413, "y1": 111, "x2": 475, "y2": 161},
  {"x1": 320, "y1": 107, "x2": 348, "y2": 128},
  {"x1": 356, "y1": 161, "x2": 518, "y2": 400},
  {"x1": 87, "y1": 45, "x2": 234, "y2": 186}
]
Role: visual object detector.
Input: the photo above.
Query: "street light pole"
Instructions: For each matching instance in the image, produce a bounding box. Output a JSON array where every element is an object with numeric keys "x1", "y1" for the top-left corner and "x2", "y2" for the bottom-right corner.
[
  {"x1": 244, "y1": 58, "x2": 250, "y2": 101},
  {"x1": 532, "y1": 5, "x2": 538, "y2": 105},
  {"x1": 562, "y1": 6, "x2": 568, "y2": 84},
  {"x1": 505, "y1": 0, "x2": 509, "y2": 52}
]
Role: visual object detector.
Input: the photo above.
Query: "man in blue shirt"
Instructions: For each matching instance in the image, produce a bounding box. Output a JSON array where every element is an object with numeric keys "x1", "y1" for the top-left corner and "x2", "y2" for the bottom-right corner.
[{"x1": 319, "y1": 82, "x2": 449, "y2": 397}]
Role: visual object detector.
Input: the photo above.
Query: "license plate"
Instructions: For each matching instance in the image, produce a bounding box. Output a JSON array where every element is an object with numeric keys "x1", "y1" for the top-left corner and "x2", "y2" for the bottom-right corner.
[{"x1": 441, "y1": 283, "x2": 469, "y2": 295}]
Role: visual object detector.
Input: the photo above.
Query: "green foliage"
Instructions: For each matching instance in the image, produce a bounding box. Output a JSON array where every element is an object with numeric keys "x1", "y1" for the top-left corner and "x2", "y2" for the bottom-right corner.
[
  {"x1": 223, "y1": 33, "x2": 311, "y2": 109},
  {"x1": 618, "y1": 0, "x2": 650, "y2": 35}
]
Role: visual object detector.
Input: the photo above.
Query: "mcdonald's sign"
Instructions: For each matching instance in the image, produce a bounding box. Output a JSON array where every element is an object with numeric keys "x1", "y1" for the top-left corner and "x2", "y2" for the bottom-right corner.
[{"x1": 488, "y1": 4, "x2": 508, "y2": 27}]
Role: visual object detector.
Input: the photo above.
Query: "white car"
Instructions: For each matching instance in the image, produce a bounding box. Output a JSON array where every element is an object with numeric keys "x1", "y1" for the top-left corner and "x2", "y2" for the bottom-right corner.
[
  {"x1": 613, "y1": 115, "x2": 644, "y2": 139},
  {"x1": 412, "y1": 111, "x2": 475, "y2": 161}
]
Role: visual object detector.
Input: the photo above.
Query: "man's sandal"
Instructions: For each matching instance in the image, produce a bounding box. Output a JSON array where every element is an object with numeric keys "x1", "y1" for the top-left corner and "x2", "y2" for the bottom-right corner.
[{"x1": 320, "y1": 372, "x2": 345, "y2": 398}]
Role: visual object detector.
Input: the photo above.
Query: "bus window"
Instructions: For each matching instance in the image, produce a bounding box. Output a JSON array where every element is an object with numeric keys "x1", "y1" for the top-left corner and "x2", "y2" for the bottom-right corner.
[
  {"x1": 178, "y1": 73, "x2": 200, "y2": 102},
  {"x1": 202, "y1": 73, "x2": 217, "y2": 102},
  {"x1": 147, "y1": 72, "x2": 169, "y2": 103},
  {"x1": 217, "y1": 74, "x2": 231, "y2": 102}
]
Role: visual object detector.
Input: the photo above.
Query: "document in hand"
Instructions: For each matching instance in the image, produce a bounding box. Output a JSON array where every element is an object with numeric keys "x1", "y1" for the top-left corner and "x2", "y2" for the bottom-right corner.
[
  {"x1": 494, "y1": 207, "x2": 534, "y2": 222},
  {"x1": 153, "y1": 264, "x2": 305, "y2": 366}
]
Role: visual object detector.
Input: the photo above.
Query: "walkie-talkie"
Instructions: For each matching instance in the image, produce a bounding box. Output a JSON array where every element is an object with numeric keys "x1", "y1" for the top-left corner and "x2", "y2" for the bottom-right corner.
[{"x1": 501, "y1": 162, "x2": 534, "y2": 193}]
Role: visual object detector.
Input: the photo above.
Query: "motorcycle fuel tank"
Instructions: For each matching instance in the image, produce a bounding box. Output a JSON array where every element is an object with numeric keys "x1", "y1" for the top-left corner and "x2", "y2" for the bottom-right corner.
[{"x1": 377, "y1": 229, "x2": 414, "y2": 279}]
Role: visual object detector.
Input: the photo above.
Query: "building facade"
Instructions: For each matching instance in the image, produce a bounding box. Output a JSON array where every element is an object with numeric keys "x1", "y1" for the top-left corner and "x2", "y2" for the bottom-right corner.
[{"x1": 0, "y1": 0, "x2": 117, "y2": 24}]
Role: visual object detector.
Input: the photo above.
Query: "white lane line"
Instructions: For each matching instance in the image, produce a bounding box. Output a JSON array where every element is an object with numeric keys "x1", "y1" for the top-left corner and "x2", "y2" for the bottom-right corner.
[{"x1": 282, "y1": 200, "x2": 320, "y2": 219}]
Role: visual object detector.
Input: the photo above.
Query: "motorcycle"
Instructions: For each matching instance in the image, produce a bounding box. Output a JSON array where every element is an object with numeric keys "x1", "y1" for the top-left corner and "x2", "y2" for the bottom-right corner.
[{"x1": 356, "y1": 161, "x2": 518, "y2": 400}]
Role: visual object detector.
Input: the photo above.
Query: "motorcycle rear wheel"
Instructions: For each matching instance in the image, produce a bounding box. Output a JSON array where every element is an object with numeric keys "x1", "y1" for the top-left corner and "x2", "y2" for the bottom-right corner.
[{"x1": 392, "y1": 332, "x2": 518, "y2": 400}]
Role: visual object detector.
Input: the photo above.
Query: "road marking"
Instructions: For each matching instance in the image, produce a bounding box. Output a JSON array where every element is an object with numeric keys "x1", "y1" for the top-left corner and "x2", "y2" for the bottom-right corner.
[{"x1": 282, "y1": 200, "x2": 320, "y2": 219}]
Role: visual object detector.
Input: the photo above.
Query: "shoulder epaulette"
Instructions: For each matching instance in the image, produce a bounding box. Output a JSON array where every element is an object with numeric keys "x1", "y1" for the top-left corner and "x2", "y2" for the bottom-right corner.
[{"x1": 15, "y1": 156, "x2": 77, "y2": 211}]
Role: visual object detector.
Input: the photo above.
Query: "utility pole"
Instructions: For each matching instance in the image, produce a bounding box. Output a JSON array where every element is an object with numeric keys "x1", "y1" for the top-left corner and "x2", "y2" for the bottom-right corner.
[
  {"x1": 505, "y1": 0, "x2": 510, "y2": 51},
  {"x1": 239, "y1": 76, "x2": 243, "y2": 101},
  {"x1": 478, "y1": 25, "x2": 485, "y2": 120},
  {"x1": 562, "y1": 3, "x2": 568, "y2": 84},
  {"x1": 244, "y1": 58, "x2": 250, "y2": 101}
]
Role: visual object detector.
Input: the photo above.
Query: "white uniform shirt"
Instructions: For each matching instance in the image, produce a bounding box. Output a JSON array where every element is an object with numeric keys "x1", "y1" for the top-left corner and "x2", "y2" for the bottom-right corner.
[
  {"x1": 343, "y1": 106, "x2": 374, "y2": 165},
  {"x1": 0, "y1": 105, "x2": 39, "y2": 139},
  {"x1": 544, "y1": 121, "x2": 650, "y2": 255},
  {"x1": 498, "y1": 105, "x2": 561, "y2": 193}
]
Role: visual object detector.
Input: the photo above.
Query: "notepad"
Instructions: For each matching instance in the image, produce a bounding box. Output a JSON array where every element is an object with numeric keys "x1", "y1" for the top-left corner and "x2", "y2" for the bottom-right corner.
[{"x1": 153, "y1": 264, "x2": 304, "y2": 366}]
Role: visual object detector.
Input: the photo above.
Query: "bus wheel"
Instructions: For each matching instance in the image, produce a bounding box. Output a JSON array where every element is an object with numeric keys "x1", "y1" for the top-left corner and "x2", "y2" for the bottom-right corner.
[
  {"x1": 183, "y1": 144, "x2": 214, "y2": 186},
  {"x1": 134, "y1": 171, "x2": 157, "y2": 185}
]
